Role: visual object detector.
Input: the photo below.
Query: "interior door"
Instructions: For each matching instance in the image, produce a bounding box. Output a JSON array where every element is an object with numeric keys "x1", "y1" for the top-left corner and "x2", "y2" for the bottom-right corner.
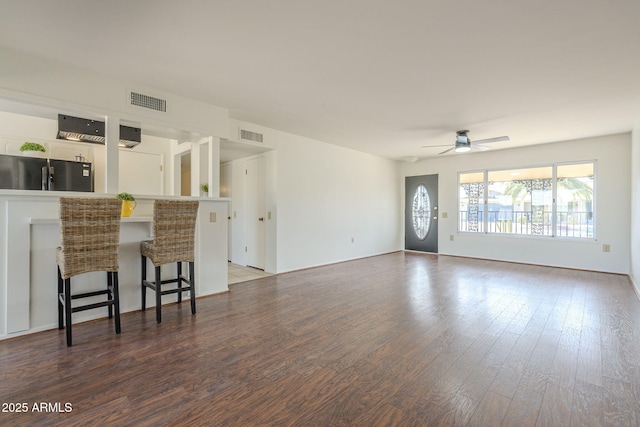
[
  {"x1": 405, "y1": 174, "x2": 438, "y2": 253},
  {"x1": 246, "y1": 156, "x2": 265, "y2": 269},
  {"x1": 220, "y1": 163, "x2": 232, "y2": 262}
]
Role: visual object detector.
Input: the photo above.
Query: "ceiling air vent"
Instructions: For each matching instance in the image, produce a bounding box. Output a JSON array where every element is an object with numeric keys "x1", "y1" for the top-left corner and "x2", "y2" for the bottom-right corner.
[
  {"x1": 130, "y1": 91, "x2": 167, "y2": 112},
  {"x1": 239, "y1": 129, "x2": 264, "y2": 143}
]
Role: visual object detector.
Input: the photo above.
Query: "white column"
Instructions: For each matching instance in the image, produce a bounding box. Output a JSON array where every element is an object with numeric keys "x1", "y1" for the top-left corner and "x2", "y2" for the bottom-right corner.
[
  {"x1": 208, "y1": 136, "x2": 221, "y2": 197},
  {"x1": 105, "y1": 116, "x2": 120, "y2": 193},
  {"x1": 190, "y1": 141, "x2": 201, "y2": 197}
]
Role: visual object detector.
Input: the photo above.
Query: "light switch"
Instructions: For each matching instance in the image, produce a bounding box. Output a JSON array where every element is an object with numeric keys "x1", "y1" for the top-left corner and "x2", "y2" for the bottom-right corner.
[{"x1": 209, "y1": 212, "x2": 216, "y2": 222}]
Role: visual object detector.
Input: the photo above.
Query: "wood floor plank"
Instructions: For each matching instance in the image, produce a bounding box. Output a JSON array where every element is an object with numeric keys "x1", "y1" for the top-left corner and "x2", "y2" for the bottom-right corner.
[
  {"x1": 467, "y1": 390, "x2": 511, "y2": 427},
  {"x1": 502, "y1": 385, "x2": 544, "y2": 427},
  {"x1": 602, "y1": 376, "x2": 637, "y2": 427},
  {"x1": 548, "y1": 326, "x2": 580, "y2": 390},
  {"x1": 576, "y1": 325, "x2": 603, "y2": 387},
  {"x1": 352, "y1": 402, "x2": 411, "y2": 427},
  {"x1": 460, "y1": 331, "x2": 519, "y2": 401},
  {"x1": 570, "y1": 379, "x2": 605, "y2": 427},
  {"x1": 0, "y1": 252, "x2": 639, "y2": 426},
  {"x1": 536, "y1": 383, "x2": 573, "y2": 427}
]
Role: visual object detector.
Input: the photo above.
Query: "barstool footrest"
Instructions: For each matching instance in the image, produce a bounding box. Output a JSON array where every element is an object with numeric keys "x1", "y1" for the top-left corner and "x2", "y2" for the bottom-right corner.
[
  {"x1": 160, "y1": 286, "x2": 193, "y2": 296},
  {"x1": 71, "y1": 300, "x2": 115, "y2": 313},
  {"x1": 142, "y1": 280, "x2": 193, "y2": 295},
  {"x1": 71, "y1": 289, "x2": 111, "y2": 300}
]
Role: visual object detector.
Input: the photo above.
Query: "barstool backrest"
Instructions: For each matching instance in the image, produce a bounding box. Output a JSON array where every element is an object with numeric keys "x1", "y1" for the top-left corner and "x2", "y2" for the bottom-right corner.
[
  {"x1": 151, "y1": 200, "x2": 199, "y2": 265},
  {"x1": 58, "y1": 197, "x2": 122, "y2": 279}
]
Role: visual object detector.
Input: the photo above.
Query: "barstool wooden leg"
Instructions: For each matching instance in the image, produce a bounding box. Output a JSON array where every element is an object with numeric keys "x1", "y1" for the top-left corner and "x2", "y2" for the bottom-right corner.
[
  {"x1": 155, "y1": 265, "x2": 162, "y2": 323},
  {"x1": 64, "y1": 278, "x2": 72, "y2": 347},
  {"x1": 189, "y1": 261, "x2": 196, "y2": 315},
  {"x1": 57, "y1": 267, "x2": 64, "y2": 330},
  {"x1": 107, "y1": 272, "x2": 113, "y2": 319},
  {"x1": 112, "y1": 272, "x2": 121, "y2": 334},
  {"x1": 141, "y1": 256, "x2": 147, "y2": 311},
  {"x1": 177, "y1": 261, "x2": 182, "y2": 303}
]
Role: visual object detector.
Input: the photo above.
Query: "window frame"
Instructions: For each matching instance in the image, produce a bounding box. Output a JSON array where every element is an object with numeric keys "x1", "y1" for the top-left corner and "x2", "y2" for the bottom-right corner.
[{"x1": 458, "y1": 160, "x2": 596, "y2": 240}]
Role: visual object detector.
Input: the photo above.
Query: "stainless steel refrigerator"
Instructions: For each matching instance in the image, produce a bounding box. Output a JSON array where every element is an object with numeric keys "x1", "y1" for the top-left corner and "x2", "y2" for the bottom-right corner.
[{"x1": 0, "y1": 154, "x2": 93, "y2": 192}]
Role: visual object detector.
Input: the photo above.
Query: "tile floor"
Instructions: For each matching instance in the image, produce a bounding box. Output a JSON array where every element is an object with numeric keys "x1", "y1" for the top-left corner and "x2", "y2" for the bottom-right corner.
[{"x1": 228, "y1": 263, "x2": 272, "y2": 285}]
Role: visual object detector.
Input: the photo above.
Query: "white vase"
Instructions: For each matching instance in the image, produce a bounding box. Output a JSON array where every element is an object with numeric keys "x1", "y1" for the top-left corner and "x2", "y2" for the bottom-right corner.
[{"x1": 21, "y1": 151, "x2": 46, "y2": 158}]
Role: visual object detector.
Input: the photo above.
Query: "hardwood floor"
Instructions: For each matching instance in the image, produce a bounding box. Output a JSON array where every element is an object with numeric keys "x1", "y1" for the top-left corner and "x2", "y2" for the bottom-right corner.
[{"x1": 1, "y1": 252, "x2": 639, "y2": 426}]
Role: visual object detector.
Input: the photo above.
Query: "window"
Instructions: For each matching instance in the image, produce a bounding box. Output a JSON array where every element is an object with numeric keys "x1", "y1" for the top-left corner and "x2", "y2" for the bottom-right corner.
[
  {"x1": 556, "y1": 163, "x2": 594, "y2": 238},
  {"x1": 459, "y1": 172, "x2": 485, "y2": 232},
  {"x1": 459, "y1": 162, "x2": 595, "y2": 238},
  {"x1": 412, "y1": 184, "x2": 431, "y2": 240},
  {"x1": 487, "y1": 167, "x2": 553, "y2": 235}
]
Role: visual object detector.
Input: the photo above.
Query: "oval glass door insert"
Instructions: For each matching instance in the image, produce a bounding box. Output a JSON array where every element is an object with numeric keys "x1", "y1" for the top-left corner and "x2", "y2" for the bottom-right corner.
[{"x1": 412, "y1": 184, "x2": 431, "y2": 240}]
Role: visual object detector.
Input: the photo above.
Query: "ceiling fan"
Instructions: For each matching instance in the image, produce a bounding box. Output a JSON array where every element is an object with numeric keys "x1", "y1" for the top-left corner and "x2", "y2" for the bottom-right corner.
[{"x1": 422, "y1": 130, "x2": 510, "y2": 154}]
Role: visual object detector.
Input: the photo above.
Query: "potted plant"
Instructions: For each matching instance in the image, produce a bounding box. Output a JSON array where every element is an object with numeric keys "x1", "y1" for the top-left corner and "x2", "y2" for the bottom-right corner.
[
  {"x1": 200, "y1": 183, "x2": 209, "y2": 196},
  {"x1": 116, "y1": 192, "x2": 137, "y2": 217},
  {"x1": 20, "y1": 142, "x2": 46, "y2": 158}
]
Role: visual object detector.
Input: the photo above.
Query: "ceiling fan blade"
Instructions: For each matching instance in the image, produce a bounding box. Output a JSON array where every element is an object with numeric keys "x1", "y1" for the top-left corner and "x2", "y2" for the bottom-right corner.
[
  {"x1": 421, "y1": 144, "x2": 451, "y2": 148},
  {"x1": 473, "y1": 135, "x2": 510, "y2": 144},
  {"x1": 439, "y1": 147, "x2": 455, "y2": 155},
  {"x1": 474, "y1": 144, "x2": 492, "y2": 151}
]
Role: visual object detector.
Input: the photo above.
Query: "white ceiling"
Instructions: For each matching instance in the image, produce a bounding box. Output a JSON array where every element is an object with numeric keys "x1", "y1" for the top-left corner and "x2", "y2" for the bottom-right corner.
[{"x1": 1, "y1": 0, "x2": 639, "y2": 161}]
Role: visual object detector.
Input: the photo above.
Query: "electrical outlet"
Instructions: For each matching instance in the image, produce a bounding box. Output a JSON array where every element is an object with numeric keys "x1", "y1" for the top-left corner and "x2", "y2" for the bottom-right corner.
[
  {"x1": 602, "y1": 244, "x2": 611, "y2": 253},
  {"x1": 450, "y1": 235, "x2": 454, "y2": 241},
  {"x1": 351, "y1": 237, "x2": 355, "y2": 243}
]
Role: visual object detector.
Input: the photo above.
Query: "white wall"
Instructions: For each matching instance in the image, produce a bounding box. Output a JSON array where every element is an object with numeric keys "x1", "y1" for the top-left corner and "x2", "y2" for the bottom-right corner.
[
  {"x1": 275, "y1": 132, "x2": 401, "y2": 273},
  {"x1": 0, "y1": 110, "x2": 57, "y2": 141},
  {"x1": 631, "y1": 118, "x2": 640, "y2": 294},
  {"x1": 402, "y1": 133, "x2": 631, "y2": 274},
  {"x1": 225, "y1": 129, "x2": 401, "y2": 274}
]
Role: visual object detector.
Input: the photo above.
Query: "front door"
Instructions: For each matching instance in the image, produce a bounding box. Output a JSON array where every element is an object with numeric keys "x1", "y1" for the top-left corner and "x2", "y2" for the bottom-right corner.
[{"x1": 405, "y1": 174, "x2": 438, "y2": 253}]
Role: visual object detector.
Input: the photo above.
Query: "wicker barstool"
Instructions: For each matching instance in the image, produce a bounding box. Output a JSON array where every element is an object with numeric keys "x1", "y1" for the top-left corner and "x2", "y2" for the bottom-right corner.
[
  {"x1": 57, "y1": 197, "x2": 122, "y2": 347},
  {"x1": 141, "y1": 200, "x2": 199, "y2": 323}
]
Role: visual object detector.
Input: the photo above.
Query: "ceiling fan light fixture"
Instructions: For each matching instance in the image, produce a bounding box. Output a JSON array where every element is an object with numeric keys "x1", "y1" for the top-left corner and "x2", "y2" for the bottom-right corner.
[{"x1": 455, "y1": 145, "x2": 471, "y2": 153}]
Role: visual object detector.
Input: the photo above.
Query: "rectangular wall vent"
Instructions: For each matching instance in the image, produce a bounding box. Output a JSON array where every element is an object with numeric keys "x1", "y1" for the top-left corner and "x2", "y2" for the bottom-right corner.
[
  {"x1": 239, "y1": 129, "x2": 264, "y2": 143},
  {"x1": 130, "y1": 91, "x2": 167, "y2": 112}
]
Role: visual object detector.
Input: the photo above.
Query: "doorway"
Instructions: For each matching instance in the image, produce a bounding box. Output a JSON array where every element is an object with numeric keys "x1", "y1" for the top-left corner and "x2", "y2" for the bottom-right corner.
[
  {"x1": 180, "y1": 152, "x2": 191, "y2": 196},
  {"x1": 405, "y1": 174, "x2": 439, "y2": 253}
]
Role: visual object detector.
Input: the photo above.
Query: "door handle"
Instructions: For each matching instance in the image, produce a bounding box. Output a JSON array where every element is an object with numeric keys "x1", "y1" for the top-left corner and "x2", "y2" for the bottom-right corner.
[{"x1": 258, "y1": 217, "x2": 264, "y2": 222}]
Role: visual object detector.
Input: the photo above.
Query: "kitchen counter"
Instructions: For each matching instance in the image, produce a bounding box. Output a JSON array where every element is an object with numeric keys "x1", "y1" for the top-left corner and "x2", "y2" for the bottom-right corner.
[
  {"x1": 30, "y1": 216, "x2": 153, "y2": 224},
  {"x1": 0, "y1": 191, "x2": 230, "y2": 339}
]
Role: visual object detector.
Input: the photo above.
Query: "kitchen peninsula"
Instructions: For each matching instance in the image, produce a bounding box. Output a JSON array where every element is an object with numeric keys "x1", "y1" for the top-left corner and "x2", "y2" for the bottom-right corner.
[{"x1": 0, "y1": 190, "x2": 229, "y2": 339}]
